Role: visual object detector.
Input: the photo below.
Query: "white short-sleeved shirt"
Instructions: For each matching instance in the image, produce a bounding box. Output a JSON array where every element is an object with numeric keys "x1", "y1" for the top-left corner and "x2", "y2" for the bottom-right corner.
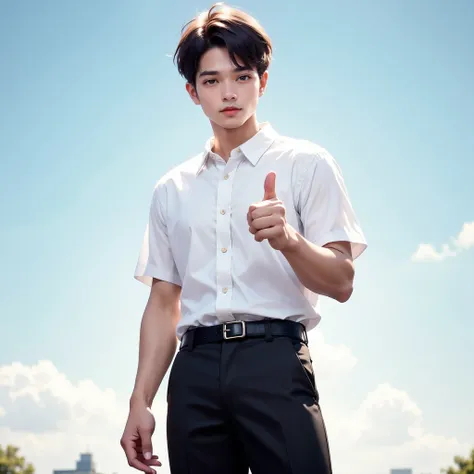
[{"x1": 135, "y1": 122, "x2": 367, "y2": 340}]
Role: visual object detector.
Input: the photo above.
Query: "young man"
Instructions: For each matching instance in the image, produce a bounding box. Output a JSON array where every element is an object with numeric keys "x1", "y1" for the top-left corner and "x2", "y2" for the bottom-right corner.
[{"x1": 120, "y1": 3, "x2": 367, "y2": 474}]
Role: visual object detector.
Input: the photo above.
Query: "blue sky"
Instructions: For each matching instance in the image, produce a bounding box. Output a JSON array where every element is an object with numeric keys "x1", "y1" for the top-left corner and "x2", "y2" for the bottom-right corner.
[{"x1": 1, "y1": 1, "x2": 473, "y2": 473}]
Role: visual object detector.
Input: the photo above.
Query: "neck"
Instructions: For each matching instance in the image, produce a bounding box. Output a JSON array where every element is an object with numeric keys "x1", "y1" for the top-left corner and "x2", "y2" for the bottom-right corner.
[{"x1": 210, "y1": 115, "x2": 260, "y2": 161}]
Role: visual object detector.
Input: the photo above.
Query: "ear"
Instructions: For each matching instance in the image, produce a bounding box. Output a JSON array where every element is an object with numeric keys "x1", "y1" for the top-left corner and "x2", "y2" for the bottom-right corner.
[
  {"x1": 259, "y1": 71, "x2": 269, "y2": 97},
  {"x1": 186, "y1": 82, "x2": 201, "y2": 105}
]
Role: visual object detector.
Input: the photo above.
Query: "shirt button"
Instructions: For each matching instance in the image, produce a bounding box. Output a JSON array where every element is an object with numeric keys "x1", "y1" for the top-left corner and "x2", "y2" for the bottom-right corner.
[
  {"x1": 220, "y1": 209, "x2": 226, "y2": 215},
  {"x1": 222, "y1": 287, "x2": 228, "y2": 294},
  {"x1": 221, "y1": 247, "x2": 227, "y2": 253},
  {"x1": 224, "y1": 174, "x2": 229, "y2": 180}
]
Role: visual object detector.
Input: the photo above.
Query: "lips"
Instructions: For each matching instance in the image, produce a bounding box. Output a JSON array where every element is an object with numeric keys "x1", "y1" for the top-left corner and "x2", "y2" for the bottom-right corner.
[{"x1": 221, "y1": 107, "x2": 241, "y2": 112}]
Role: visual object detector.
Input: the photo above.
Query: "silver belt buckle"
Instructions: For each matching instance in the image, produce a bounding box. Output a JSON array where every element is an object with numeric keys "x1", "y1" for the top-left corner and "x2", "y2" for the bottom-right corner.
[{"x1": 223, "y1": 321, "x2": 246, "y2": 340}]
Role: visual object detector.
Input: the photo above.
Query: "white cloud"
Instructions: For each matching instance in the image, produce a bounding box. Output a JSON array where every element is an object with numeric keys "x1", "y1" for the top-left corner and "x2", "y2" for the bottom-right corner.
[
  {"x1": 0, "y1": 360, "x2": 171, "y2": 474},
  {"x1": 411, "y1": 243, "x2": 457, "y2": 262},
  {"x1": 411, "y1": 220, "x2": 474, "y2": 262},
  {"x1": 350, "y1": 383, "x2": 423, "y2": 445},
  {"x1": 308, "y1": 330, "x2": 358, "y2": 378},
  {"x1": 0, "y1": 360, "x2": 122, "y2": 435},
  {"x1": 327, "y1": 383, "x2": 470, "y2": 474},
  {"x1": 455, "y1": 221, "x2": 474, "y2": 249}
]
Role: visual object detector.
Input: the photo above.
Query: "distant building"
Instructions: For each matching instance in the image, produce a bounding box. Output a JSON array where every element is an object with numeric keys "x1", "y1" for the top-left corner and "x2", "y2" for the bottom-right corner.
[
  {"x1": 390, "y1": 469, "x2": 413, "y2": 474},
  {"x1": 53, "y1": 453, "x2": 99, "y2": 474}
]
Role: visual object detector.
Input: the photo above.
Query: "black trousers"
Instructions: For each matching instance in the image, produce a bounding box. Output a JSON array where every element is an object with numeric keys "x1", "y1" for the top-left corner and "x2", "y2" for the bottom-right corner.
[{"x1": 166, "y1": 332, "x2": 333, "y2": 473}]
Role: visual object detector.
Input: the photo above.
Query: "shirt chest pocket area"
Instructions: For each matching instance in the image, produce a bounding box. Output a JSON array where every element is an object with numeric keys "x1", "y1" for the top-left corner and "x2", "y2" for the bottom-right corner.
[{"x1": 168, "y1": 185, "x2": 217, "y2": 243}]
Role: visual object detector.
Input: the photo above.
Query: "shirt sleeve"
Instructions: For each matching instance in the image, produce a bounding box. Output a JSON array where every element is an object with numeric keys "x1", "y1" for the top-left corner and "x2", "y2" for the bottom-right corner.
[
  {"x1": 134, "y1": 182, "x2": 182, "y2": 287},
  {"x1": 297, "y1": 150, "x2": 368, "y2": 259}
]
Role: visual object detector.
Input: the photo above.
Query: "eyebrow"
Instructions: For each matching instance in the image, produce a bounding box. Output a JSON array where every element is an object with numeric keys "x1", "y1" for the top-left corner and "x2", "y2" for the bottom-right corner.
[{"x1": 198, "y1": 66, "x2": 252, "y2": 78}]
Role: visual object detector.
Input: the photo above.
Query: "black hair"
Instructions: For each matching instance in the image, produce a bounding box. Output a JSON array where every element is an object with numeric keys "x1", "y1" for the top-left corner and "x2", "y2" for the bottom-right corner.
[{"x1": 173, "y1": 3, "x2": 272, "y2": 88}]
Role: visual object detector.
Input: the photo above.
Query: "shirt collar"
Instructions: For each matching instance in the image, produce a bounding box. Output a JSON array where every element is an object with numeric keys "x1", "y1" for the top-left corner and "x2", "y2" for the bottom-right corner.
[{"x1": 197, "y1": 122, "x2": 278, "y2": 175}]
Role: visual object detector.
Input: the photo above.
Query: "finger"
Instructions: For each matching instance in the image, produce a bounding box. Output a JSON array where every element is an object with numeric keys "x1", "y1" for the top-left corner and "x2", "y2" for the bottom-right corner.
[
  {"x1": 251, "y1": 215, "x2": 279, "y2": 231},
  {"x1": 247, "y1": 204, "x2": 258, "y2": 223},
  {"x1": 139, "y1": 429, "x2": 154, "y2": 462},
  {"x1": 123, "y1": 442, "x2": 155, "y2": 473},
  {"x1": 255, "y1": 227, "x2": 280, "y2": 242},
  {"x1": 138, "y1": 455, "x2": 162, "y2": 467},
  {"x1": 137, "y1": 453, "x2": 159, "y2": 459},
  {"x1": 249, "y1": 205, "x2": 274, "y2": 221},
  {"x1": 137, "y1": 452, "x2": 159, "y2": 458},
  {"x1": 249, "y1": 225, "x2": 256, "y2": 235},
  {"x1": 263, "y1": 171, "x2": 277, "y2": 200}
]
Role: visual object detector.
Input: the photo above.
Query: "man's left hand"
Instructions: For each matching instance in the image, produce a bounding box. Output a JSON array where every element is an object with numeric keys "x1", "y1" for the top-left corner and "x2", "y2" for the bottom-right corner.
[{"x1": 247, "y1": 172, "x2": 297, "y2": 251}]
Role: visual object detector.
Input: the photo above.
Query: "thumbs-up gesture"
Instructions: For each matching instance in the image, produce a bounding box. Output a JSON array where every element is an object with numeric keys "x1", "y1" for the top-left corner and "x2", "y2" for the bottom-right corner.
[{"x1": 247, "y1": 172, "x2": 297, "y2": 251}]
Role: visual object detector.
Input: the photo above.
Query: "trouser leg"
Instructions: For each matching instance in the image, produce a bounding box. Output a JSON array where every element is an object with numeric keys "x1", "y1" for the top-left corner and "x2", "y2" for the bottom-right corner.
[
  {"x1": 223, "y1": 336, "x2": 333, "y2": 474},
  {"x1": 166, "y1": 342, "x2": 249, "y2": 474}
]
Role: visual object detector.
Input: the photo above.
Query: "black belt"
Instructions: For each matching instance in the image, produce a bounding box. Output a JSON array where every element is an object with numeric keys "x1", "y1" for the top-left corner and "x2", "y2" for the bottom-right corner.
[{"x1": 180, "y1": 319, "x2": 308, "y2": 349}]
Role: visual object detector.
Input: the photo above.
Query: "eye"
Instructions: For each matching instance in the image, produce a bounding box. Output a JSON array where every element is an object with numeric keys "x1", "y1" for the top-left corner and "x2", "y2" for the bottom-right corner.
[
  {"x1": 204, "y1": 79, "x2": 217, "y2": 85},
  {"x1": 238, "y1": 75, "x2": 251, "y2": 81}
]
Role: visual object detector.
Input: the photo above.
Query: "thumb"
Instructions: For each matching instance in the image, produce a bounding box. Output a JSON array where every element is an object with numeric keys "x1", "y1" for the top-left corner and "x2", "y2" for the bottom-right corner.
[
  {"x1": 263, "y1": 171, "x2": 277, "y2": 200},
  {"x1": 140, "y1": 429, "x2": 153, "y2": 460}
]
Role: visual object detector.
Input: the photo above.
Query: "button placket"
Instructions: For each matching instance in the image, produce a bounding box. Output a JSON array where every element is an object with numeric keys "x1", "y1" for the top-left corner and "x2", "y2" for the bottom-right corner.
[{"x1": 215, "y1": 161, "x2": 237, "y2": 322}]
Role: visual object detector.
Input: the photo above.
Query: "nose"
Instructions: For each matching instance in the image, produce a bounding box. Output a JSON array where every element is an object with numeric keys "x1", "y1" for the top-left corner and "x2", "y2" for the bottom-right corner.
[{"x1": 223, "y1": 90, "x2": 237, "y2": 102}]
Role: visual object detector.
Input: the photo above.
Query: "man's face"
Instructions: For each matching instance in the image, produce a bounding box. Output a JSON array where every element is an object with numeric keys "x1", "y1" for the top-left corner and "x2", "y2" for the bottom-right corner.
[{"x1": 187, "y1": 47, "x2": 267, "y2": 129}]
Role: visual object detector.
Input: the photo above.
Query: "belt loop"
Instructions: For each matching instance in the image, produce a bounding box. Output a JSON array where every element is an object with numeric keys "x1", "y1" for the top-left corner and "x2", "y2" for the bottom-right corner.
[
  {"x1": 264, "y1": 320, "x2": 274, "y2": 342},
  {"x1": 181, "y1": 329, "x2": 195, "y2": 352},
  {"x1": 188, "y1": 329, "x2": 195, "y2": 351},
  {"x1": 302, "y1": 325, "x2": 308, "y2": 344}
]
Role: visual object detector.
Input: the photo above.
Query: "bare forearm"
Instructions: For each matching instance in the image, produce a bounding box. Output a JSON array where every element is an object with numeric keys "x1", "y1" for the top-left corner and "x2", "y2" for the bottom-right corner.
[
  {"x1": 130, "y1": 295, "x2": 180, "y2": 408},
  {"x1": 281, "y1": 227, "x2": 354, "y2": 302}
]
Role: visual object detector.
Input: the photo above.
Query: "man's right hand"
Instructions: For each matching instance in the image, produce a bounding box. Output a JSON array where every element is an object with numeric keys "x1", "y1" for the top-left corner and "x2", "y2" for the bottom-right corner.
[{"x1": 120, "y1": 403, "x2": 161, "y2": 473}]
